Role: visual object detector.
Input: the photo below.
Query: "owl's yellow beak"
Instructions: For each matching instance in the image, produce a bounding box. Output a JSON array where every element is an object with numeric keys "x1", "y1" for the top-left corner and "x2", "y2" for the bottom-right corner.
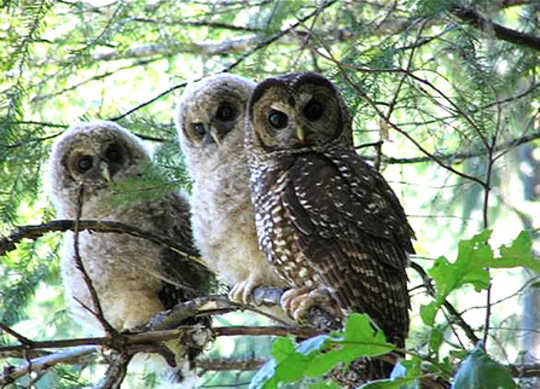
[
  {"x1": 296, "y1": 127, "x2": 305, "y2": 144},
  {"x1": 100, "y1": 163, "x2": 112, "y2": 183},
  {"x1": 209, "y1": 128, "x2": 221, "y2": 146}
]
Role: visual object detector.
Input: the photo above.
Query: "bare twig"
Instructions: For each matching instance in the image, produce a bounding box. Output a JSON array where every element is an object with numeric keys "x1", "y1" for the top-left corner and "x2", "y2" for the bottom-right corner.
[
  {"x1": 0, "y1": 219, "x2": 201, "y2": 264},
  {"x1": 460, "y1": 276, "x2": 540, "y2": 314},
  {"x1": 0, "y1": 325, "x2": 320, "y2": 356},
  {"x1": 482, "y1": 135, "x2": 497, "y2": 345},
  {"x1": 72, "y1": 186, "x2": 117, "y2": 336},
  {"x1": 0, "y1": 346, "x2": 97, "y2": 383},
  {"x1": 361, "y1": 129, "x2": 540, "y2": 164},
  {"x1": 0, "y1": 322, "x2": 33, "y2": 346}
]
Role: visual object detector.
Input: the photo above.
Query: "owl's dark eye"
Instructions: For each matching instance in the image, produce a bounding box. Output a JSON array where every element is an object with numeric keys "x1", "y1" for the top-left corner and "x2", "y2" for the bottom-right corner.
[
  {"x1": 303, "y1": 99, "x2": 324, "y2": 121},
  {"x1": 105, "y1": 144, "x2": 122, "y2": 163},
  {"x1": 268, "y1": 110, "x2": 288, "y2": 129},
  {"x1": 216, "y1": 104, "x2": 236, "y2": 121},
  {"x1": 193, "y1": 123, "x2": 206, "y2": 136},
  {"x1": 77, "y1": 155, "x2": 93, "y2": 172}
]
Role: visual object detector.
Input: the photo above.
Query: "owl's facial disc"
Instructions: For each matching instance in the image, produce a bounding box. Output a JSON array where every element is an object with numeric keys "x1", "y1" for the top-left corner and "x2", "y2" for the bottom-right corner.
[
  {"x1": 187, "y1": 100, "x2": 241, "y2": 148},
  {"x1": 67, "y1": 141, "x2": 128, "y2": 186},
  {"x1": 251, "y1": 75, "x2": 344, "y2": 150}
]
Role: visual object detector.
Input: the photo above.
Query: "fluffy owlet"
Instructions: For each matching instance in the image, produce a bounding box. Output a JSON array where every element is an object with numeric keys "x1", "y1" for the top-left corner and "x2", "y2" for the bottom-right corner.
[
  {"x1": 175, "y1": 74, "x2": 289, "y2": 313},
  {"x1": 244, "y1": 72, "x2": 414, "y2": 351},
  {"x1": 46, "y1": 120, "x2": 214, "y2": 385}
]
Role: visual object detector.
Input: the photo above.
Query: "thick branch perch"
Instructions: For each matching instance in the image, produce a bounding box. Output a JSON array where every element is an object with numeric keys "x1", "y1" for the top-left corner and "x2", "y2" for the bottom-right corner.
[
  {"x1": 196, "y1": 357, "x2": 266, "y2": 371},
  {"x1": 2, "y1": 295, "x2": 539, "y2": 385},
  {"x1": 0, "y1": 325, "x2": 320, "y2": 356}
]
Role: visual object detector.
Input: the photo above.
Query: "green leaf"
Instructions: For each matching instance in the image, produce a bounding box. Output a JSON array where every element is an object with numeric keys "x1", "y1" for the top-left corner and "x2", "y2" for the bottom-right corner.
[
  {"x1": 271, "y1": 337, "x2": 311, "y2": 382},
  {"x1": 271, "y1": 336, "x2": 296, "y2": 363},
  {"x1": 252, "y1": 314, "x2": 395, "y2": 388},
  {"x1": 420, "y1": 301, "x2": 439, "y2": 325},
  {"x1": 451, "y1": 343, "x2": 517, "y2": 389},
  {"x1": 429, "y1": 325, "x2": 444, "y2": 356},
  {"x1": 306, "y1": 314, "x2": 394, "y2": 377},
  {"x1": 429, "y1": 230, "x2": 493, "y2": 297},
  {"x1": 423, "y1": 230, "x2": 537, "y2": 326},
  {"x1": 495, "y1": 231, "x2": 539, "y2": 273}
]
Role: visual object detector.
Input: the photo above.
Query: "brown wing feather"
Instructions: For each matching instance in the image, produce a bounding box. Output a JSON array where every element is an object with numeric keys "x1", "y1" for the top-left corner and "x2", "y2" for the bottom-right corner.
[
  {"x1": 281, "y1": 150, "x2": 413, "y2": 346},
  {"x1": 145, "y1": 193, "x2": 216, "y2": 306}
]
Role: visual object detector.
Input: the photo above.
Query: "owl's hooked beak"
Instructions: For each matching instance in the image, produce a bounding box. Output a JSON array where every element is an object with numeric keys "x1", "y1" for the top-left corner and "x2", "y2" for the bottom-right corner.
[
  {"x1": 208, "y1": 128, "x2": 221, "y2": 146},
  {"x1": 296, "y1": 127, "x2": 306, "y2": 144},
  {"x1": 100, "y1": 162, "x2": 112, "y2": 183}
]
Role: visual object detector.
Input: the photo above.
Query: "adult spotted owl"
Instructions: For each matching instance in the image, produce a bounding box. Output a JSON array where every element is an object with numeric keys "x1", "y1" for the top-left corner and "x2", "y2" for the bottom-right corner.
[
  {"x1": 244, "y1": 72, "x2": 414, "y2": 350},
  {"x1": 176, "y1": 74, "x2": 289, "y2": 312},
  {"x1": 46, "y1": 120, "x2": 213, "y2": 385}
]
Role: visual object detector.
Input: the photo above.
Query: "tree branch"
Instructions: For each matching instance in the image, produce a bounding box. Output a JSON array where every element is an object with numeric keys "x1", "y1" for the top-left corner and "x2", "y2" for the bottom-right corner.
[
  {"x1": 0, "y1": 219, "x2": 201, "y2": 263},
  {"x1": 196, "y1": 357, "x2": 266, "y2": 372},
  {"x1": 3, "y1": 293, "x2": 539, "y2": 385},
  {"x1": 0, "y1": 325, "x2": 321, "y2": 356},
  {"x1": 0, "y1": 346, "x2": 97, "y2": 384},
  {"x1": 72, "y1": 186, "x2": 117, "y2": 336},
  {"x1": 94, "y1": 352, "x2": 133, "y2": 389},
  {"x1": 0, "y1": 322, "x2": 33, "y2": 346},
  {"x1": 360, "y1": 129, "x2": 540, "y2": 164},
  {"x1": 451, "y1": 6, "x2": 540, "y2": 51}
]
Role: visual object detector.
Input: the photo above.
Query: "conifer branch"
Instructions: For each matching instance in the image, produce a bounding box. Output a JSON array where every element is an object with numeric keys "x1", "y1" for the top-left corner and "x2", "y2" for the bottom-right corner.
[
  {"x1": 360, "y1": 129, "x2": 540, "y2": 164},
  {"x1": 108, "y1": 0, "x2": 337, "y2": 121},
  {"x1": 451, "y1": 6, "x2": 540, "y2": 51}
]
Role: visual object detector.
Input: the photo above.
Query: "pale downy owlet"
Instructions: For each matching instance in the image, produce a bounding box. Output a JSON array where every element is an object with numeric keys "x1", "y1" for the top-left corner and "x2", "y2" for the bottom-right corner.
[
  {"x1": 175, "y1": 74, "x2": 289, "y2": 320},
  {"x1": 46, "y1": 120, "x2": 214, "y2": 386},
  {"x1": 244, "y1": 72, "x2": 414, "y2": 357}
]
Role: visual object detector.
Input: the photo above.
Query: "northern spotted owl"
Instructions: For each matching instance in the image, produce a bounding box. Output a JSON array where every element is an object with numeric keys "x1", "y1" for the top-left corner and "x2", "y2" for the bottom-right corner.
[
  {"x1": 46, "y1": 120, "x2": 214, "y2": 385},
  {"x1": 244, "y1": 72, "x2": 414, "y2": 349},
  {"x1": 175, "y1": 74, "x2": 289, "y2": 314}
]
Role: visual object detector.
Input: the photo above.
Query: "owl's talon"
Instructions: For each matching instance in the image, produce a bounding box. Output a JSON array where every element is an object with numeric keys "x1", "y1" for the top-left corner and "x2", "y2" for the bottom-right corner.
[
  {"x1": 228, "y1": 276, "x2": 263, "y2": 305},
  {"x1": 281, "y1": 287, "x2": 340, "y2": 323}
]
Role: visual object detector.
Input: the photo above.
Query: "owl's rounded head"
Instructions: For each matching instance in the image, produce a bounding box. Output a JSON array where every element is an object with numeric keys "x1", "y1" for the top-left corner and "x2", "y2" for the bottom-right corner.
[
  {"x1": 175, "y1": 73, "x2": 255, "y2": 171},
  {"x1": 246, "y1": 72, "x2": 352, "y2": 153},
  {"x1": 46, "y1": 120, "x2": 151, "y2": 217}
]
